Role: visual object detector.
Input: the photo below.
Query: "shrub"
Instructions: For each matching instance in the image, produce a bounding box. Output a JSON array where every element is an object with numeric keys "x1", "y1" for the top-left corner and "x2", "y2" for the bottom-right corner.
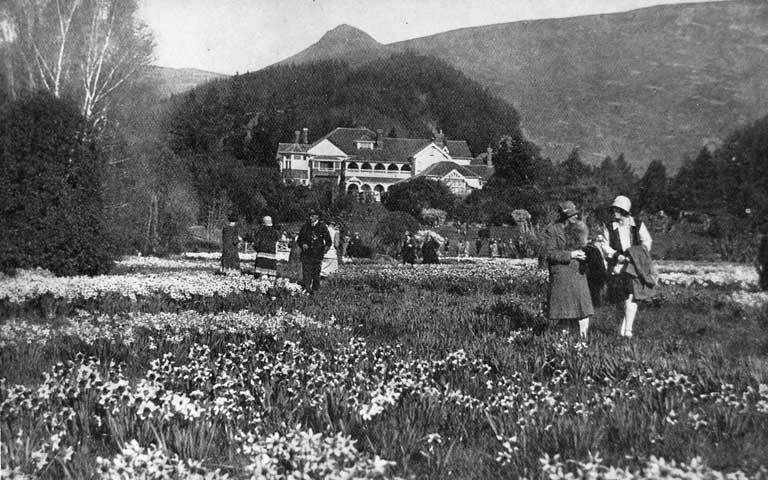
[
  {"x1": 0, "y1": 94, "x2": 115, "y2": 276},
  {"x1": 381, "y1": 177, "x2": 456, "y2": 219},
  {"x1": 374, "y1": 211, "x2": 420, "y2": 256}
]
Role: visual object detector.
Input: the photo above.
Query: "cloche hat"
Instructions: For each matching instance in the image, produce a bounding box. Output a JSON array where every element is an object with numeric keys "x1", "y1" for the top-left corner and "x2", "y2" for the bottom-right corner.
[{"x1": 611, "y1": 195, "x2": 632, "y2": 215}]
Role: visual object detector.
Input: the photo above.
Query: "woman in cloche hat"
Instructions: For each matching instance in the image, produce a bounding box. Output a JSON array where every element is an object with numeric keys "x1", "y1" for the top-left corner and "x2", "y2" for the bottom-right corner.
[{"x1": 599, "y1": 195, "x2": 654, "y2": 339}]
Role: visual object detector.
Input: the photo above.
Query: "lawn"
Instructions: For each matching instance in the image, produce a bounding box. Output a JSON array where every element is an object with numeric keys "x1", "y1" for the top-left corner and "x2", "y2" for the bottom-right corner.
[{"x1": 1, "y1": 257, "x2": 767, "y2": 479}]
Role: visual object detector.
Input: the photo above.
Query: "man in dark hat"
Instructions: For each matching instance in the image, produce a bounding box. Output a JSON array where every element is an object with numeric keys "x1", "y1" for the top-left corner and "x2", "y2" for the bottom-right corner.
[{"x1": 297, "y1": 209, "x2": 332, "y2": 294}]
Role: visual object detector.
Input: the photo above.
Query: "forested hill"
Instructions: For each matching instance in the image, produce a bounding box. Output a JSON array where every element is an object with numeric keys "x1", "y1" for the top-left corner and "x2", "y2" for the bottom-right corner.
[
  {"x1": 277, "y1": 0, "x2": 768, "y2": 172},
  {"x1": 166, "y1": 53, "x2": 521, "y2": 163}
]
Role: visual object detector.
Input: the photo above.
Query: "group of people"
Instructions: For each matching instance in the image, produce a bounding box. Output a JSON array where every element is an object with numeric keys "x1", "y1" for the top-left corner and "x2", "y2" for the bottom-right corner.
[
  {"x1": 401, "y1": 231, "x2": 441, "y2": 265},
  {"x1": 542, "y1": 195, "x2": 656, "y2": 340},
  {"x1": 220, "y1": 210, "x2": 340, "y2": 294}
]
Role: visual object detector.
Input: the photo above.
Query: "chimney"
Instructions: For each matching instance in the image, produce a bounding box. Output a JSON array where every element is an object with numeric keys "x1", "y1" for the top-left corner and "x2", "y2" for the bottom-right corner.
[
  {"x1": 486, "y1": 146, "x2": 493, "y2": 166},
  {"x1": 294, "y1": 130, "x2": 301, "y2": 144},
  {"x1": 435, "y1": 129, "x2": 445, "y2": 147},
  {"x1": 376, "y1": 129, "x2": 383, "y2": 148},
  {"x1": 302, "y1": 127, "x2": 309, "y2": 144}
]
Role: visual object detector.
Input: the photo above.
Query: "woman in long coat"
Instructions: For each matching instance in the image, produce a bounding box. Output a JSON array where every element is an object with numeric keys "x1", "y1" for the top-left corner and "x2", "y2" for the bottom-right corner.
[
  {"x1": 220, "y1": 214, "x2": 241, "y2": 273},
  {"x1": 253, "y1": 216, "x2": 279, "y2": 278},
  {"x1": 540, "y1": 201, "x2": 593, "y2": 339}
]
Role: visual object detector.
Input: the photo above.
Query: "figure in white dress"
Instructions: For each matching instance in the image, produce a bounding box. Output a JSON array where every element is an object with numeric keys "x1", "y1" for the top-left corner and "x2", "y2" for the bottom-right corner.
[{"x1": 321, "y1": 223, "x2": 340, "y2": 277}]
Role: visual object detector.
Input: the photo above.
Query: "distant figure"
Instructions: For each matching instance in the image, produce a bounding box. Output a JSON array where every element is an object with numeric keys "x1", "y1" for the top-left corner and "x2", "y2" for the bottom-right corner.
[
  {"x1": 348, "y1": 232, "x2": 362, "y2": 258},
  {"x1": 422, "y1": 236, "x2": 440, "y2": 264},
  {"x1": 476, "y1": 238, "x2": 483, "y2": 256},
  {"x1": 457, "y1": 239, "x2": 465, "y2": 258},
  {"x1": 490, "y1": 239, "x2": 499, "y2": 258},
  {"x1": 321, "y1": 222, "x2": 340, "y2": 277},
  {"x1": 220, "y1": 213, "x2": 241, "y2": 273},
  {"x1": 541, "y1": 201, "x2": 593, "y2": 340},
  {"x1": 297, "y1": 210, "x2": 332, "y2": 294},
  {"x1": 339, "y1": 229, "x2": 351, "y2": 264},
  {"x1": 463, "y1": 238, "x2": 471, "y2": 258},
  {"x1": 401, "y1": 231, "x2": 417, "y2": 265},
  {"x1": 253, "y1": 215, "x2": 279, "y2": 278},
  {"x1": 757, "y1": 230, "x2": 768, "y2": 291},
  {"x1": 444, "y1": 238, "x2": 451, "y2": 256}
]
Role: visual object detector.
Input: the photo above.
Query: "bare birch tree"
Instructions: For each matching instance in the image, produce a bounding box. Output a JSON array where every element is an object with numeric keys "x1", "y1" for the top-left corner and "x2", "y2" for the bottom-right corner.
[{"x1": 1, "y1": 0, "x2": 153, "y2": 129}]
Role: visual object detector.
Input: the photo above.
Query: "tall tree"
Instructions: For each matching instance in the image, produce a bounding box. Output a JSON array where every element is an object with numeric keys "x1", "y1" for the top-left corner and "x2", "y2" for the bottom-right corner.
[
  {"x1": 557, "y1": 148, "x2": 592, "y2": 186},
  {"x1": 491, "y1": 134, "x2": 542, "y2": 186},
  {"x1": 636, "y1": 160, "x2": 669, "y2": 213},
  {"x1": 1, "y1": 0, "x2": 153, "y2": 130}
]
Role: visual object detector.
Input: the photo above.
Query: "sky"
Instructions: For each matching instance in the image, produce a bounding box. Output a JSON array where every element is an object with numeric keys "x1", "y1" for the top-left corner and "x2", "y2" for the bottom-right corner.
[{"x1": 137, "y1": 0, "x2": 725, "y2": 75}]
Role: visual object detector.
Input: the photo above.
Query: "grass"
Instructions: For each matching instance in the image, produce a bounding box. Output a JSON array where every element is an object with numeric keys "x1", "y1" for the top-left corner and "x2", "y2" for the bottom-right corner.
[{"x1": 1, "y1": 259, "x2": 768, "y2": 478}]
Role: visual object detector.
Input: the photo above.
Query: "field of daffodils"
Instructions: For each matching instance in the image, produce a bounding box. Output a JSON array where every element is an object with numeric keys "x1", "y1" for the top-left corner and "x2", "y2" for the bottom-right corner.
[{"x1": 1, "y1": 256, "x2": 767, "y2": 479}]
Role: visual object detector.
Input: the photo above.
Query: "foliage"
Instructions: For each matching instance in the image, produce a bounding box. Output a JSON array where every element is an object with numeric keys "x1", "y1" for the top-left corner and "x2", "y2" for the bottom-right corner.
[
  {"x1": 2, "y1": 259, "x2": 768, "y2": 478},
  {"x1": 381, "y1": 177, "x2": 456, "y2": 220},
  {"x1": 0, "y1": 94, "x2": 114, "y2": 276},
  {"x1": 166, "y1": 53, "x2": 522, "y2": 166},
  {"x1": 636, "y1": 160, "x2": 669, "y2": 214},
  {"x1": 0, "y1": 0, "x2": 154, "y2": 128},
  {"x1": 374, "y1": 211, "x2": 420, "y2": 256}
]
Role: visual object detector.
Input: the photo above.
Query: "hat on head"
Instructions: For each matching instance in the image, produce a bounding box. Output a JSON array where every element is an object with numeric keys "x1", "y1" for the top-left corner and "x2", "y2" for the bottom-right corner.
[
  {"x1": 611, "y1": 195, "x2": 632, "y2": 215},
  {"x1": 262, "y1": 215, "x2": 273, "y2": 226},
  {"x1": 558, "y1": 201, "x2": 578, "y2": 219},
  {"x1": 308, "y1": 209, "x2": 319, "y2": 217}
]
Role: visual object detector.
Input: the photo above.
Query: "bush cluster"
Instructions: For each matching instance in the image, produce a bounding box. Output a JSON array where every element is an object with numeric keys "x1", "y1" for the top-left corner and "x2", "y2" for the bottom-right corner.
[{"x1": 0, "y1": 94, "x2": 115, "y2": 276}]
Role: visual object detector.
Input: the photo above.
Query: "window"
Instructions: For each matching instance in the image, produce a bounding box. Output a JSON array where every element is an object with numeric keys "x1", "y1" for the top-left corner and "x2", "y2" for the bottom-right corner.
[
  {"x1": 347, "y1": 162, "x2": 359, "y2": 170},
  {"x1": 317, "y1": 161, "x2": 335, "y2": 171}
]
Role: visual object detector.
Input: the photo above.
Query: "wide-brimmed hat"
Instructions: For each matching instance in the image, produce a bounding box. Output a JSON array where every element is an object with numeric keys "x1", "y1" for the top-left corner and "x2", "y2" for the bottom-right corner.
[
  {"x1": 262, "y1": 215, "x2": 273, "y2": 226},
  {"x1": 610, "y1": 195, "x2": 632, "y2": 215},
  {"x1": 558, "y1": 201, "x2": 578, "y2": 219}
]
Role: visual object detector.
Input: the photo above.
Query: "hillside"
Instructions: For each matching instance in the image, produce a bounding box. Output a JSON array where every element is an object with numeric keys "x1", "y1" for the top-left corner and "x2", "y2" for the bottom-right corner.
[
  {"x1": 167, "y1": 54, "x2": 521, "y2": 163},
  {"x1": 142, "y1": 66, "x2": 228, "y2": 97},
  {"x1": 277, "y1": 0, "x2": 768, "y2": 172}
]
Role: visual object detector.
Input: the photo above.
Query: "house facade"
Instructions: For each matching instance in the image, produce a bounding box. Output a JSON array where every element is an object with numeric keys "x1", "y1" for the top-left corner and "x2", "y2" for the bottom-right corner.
[{"x1": 276, "y1": 127, "x2": 493, "y2": 199}]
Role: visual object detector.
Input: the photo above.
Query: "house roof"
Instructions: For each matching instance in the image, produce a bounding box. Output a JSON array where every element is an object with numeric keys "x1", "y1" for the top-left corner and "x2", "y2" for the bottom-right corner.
[
  {"x1": 315, "y1": 127, "x2": 377, "y2": 154},
  {"x1": 314, "y1": 127, "x2": 473, "y2": 160},
  {"x1": 465, "y1": 164, "x2": 495, "y2": 180},
  {"x1": 277, "y1": 142, "x2": 311, "y2": 154},
  {"x1": 416, "y1": 161, "x2": 482, "y2": 179}
]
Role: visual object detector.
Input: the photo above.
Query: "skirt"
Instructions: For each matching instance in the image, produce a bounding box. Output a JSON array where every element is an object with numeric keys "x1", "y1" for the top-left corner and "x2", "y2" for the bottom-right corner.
[{"x1": 254, "y1": 251, "x2": 277, "y2": 277}]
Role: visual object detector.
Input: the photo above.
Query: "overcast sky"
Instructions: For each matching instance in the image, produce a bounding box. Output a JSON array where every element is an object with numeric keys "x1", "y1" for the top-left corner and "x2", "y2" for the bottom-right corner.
[{"x1": 137, "y1": 0, "x2": 725, "y2": 74}]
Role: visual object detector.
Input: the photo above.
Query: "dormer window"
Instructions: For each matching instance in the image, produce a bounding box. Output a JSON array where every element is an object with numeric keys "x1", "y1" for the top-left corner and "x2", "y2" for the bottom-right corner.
[{"x1": 356, "y1": 141, "x2": 374, "y2": 150}]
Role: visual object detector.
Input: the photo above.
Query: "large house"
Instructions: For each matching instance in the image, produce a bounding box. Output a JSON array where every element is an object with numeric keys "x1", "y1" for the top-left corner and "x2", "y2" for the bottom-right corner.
[{"x1": 277, "y1": 127, "x2": 493, "y2": 199}]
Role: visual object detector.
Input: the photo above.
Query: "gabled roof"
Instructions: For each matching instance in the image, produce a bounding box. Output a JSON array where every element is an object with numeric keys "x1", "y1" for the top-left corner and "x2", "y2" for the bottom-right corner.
[
  {"x1": 465, "y1": 164, "x2": 494, "y2": 180},
  {"x1": 416, "y1": 161, "x2": 482, "y2": 179},
  {"x1": 315, "y1": 127, "x2": 377, "y2": 154},
  {"x1": 443, "y1": 140, "x2": 472, "y2": 158},
  {"x1": 277, "y1": 143, "x2": 311, "y2": 154}
]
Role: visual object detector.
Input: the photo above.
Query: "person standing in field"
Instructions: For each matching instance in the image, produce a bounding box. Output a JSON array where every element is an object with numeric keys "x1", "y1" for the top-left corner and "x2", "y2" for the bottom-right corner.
[
  {"x1": 401, "y1": 231, "x2": 417, "y2": 265},
  {"x1": 759, "y1": 229, "x2": 768, "y2": 291},
  {"x1": 253, "y1": 215, "x2": 279, "y2": 278},
  {"x1": 541, "y1": 201, "x2": 593, "y2": 339},
  {"x1": 422, "y1": 235, "x2": 440, "y2": 264},
  {"x1": 321, "y1": 222, "x2": 340, "y2": 277},
  {"x1": 599, "y1": 195, "x2": 655, "y2": 339},
  {"x1": 220, "y1": 213, "x2": 241, "y2": 273},
  {"x1": 297, "y1": 210, "x2": 332, "y2": 294}
]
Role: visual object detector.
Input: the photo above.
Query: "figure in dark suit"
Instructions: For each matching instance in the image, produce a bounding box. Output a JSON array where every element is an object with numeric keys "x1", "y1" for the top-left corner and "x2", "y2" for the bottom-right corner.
[{"x1": 297, "y1": 210, "x2": 332, "y2": 293}]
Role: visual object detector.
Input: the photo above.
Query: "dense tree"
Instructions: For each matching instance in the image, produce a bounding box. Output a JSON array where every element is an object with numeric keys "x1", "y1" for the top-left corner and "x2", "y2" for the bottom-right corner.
[
  {"x1": 381, "y1": 177, "x2": 456, "y2": 220},
  {"x1": 557, "y1": 148, "x2": 593, "y2": 186},
  {"x1": 670, "y1": 148, "x2": 722, "y2": 213},
  {"x1": 636, "y1": 160, "x2": 669, "y2": 213},
  {"x1": 0, "y1": 94, "x2": 114, "y2": 275},
  {"x1": 374, "y1": 211, "x2": 420, "y2": 256},
  {"x1": 491, "y1": 134, "x2": 543, "y2": 186}
]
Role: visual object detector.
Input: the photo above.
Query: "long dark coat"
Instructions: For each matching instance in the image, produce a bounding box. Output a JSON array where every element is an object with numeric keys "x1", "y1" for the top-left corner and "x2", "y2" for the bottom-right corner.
[
  {"x1": 221, "y1": 224, "x2": 240, "y2": 271},
  {"x1": 541, "y1": 221, "x2": 594, "y2": 320}
]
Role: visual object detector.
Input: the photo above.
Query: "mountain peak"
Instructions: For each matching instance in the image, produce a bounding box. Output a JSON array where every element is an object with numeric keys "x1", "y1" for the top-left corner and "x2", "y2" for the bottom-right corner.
[{"x1": 317, "y1": 24, "x2": 381, "y2": 49}]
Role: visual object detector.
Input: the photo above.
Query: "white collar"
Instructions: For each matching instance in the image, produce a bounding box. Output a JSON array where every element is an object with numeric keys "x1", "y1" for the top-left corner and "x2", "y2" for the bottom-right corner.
[{"x1": 611, "y1": 216, "x2": 636, "y2": 229}]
